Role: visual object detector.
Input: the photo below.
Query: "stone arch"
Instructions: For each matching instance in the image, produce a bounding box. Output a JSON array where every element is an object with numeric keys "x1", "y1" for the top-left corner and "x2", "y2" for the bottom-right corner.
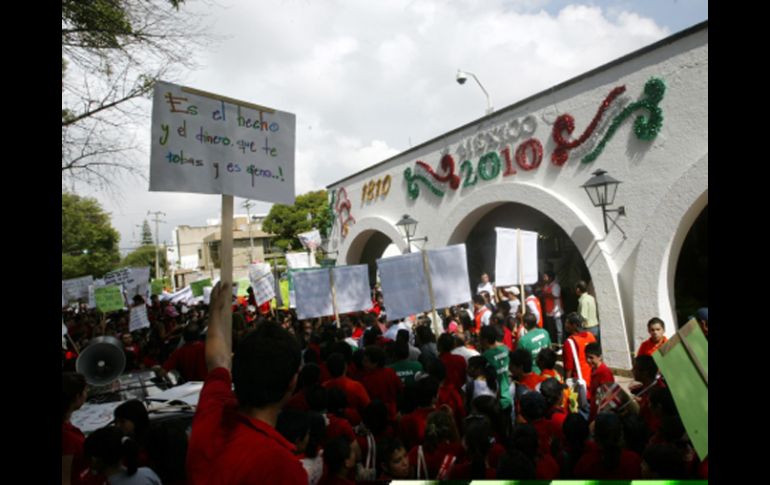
[
  {"x1": 339, "y1": 217, "x2": 407, "y2": 285},
  {"x1": 632, "y1": 154, "x2": 708, "y2": 347},
  {"x1": 437, "y1": 182, "x2": 633, "y2": 369}
]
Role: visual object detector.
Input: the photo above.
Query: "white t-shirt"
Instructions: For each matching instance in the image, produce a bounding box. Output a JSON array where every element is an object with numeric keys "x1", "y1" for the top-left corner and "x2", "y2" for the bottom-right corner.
[
  {"x1": 477, "y1": 282, "x2": 495, "y2": 296},
  {"x1": 302, "y1": 452, "x2": 324, "y2": 485},
  {"x1": 451, "y1": 345, "x2": 481, "y2": 362}
]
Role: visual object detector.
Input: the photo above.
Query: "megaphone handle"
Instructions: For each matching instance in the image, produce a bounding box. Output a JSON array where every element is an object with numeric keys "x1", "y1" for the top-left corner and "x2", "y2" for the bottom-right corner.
[{"x1": 66, "y1": 333, "x2": 81, "y2": 354}]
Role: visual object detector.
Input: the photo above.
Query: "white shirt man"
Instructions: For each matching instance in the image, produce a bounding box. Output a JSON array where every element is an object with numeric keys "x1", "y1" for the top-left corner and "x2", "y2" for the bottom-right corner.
[{"x1": 476, "y1": 273, "x2": 495, "y2": 297}]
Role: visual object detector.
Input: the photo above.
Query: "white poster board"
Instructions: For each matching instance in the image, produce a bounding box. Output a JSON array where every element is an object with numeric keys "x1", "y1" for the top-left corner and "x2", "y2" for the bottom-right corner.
[
  {"x1": 427, "y1": 244, "x2": 472, "y2": 310},
  {"x1": 494, "y1": 228, "x2": 539, "y2": 286},
  {"x1": 129, "y1": 305, "x2": 151, "y2": 332},
  {"x1": 332, "y1": 265, "x2": 372, "y2": 315},
  {"x1": 149, "y1": 81, "x2": 296, "y2": 203},
  {"x1": 62, "y1": 276, "x2": 94, "y2": 302},
  {"x1": 377, "y1": 252, "x2": 431, "y2": 322},
  {"x1": 248, "y1": 263, "x2": 275, "y2": 305},
  {"x1": 298, "y1": 229, "x2": 322, "y2": 250},
  {"x1": 104, "y1": 267, "x2": 150, "y2": 288},
  {"x1": 286, "y1": 251, "x2": 318, "y2": 269},
  {"x1": 293, "y1": 268, "x2": 333, "y2": 320}
]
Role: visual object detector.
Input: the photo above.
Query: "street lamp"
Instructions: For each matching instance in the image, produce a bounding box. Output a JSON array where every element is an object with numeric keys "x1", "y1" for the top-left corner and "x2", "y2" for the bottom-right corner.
[
  {"x1": 395, "y1": 214, "x2": 428, "y2": 253},
  {"x1": 581, "y1": 169, "x2": 627, "y2": 237},
  {"x1": 456, "y1": 69, "x2": 493, "y2": 115}
]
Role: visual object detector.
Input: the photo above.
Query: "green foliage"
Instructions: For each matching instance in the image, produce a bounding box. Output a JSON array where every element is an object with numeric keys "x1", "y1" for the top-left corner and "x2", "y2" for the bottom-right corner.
[
  {"x1": 141, "y1": 220, "x2": 154, "y2": 245},
  {"x1": 62, "y1": 193, "x2": 121, "y2": 279},
  {"x1": 262, "y1": 190, "x2": 332, "y2": 250},
  {"x1": 122, "y1": 246, "x2": 167, "y2": 279}
]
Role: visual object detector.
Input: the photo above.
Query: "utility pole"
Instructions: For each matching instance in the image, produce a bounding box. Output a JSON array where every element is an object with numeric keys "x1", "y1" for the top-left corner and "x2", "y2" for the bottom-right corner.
[
  {"x1": 242, "y1": 200, "x2": 255, "y2": 263},
  {"x1": 147, "y1": 211, "x2": 166, "y2": 279}
]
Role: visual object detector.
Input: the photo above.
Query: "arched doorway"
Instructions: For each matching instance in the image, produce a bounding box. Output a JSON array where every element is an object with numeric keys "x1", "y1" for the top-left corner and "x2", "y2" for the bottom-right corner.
[
  {"x1": 346, "y1": 229, "x2": 396, "y2": 287},
  {"x1": 673, "y1": 206, "x2": 708, "y2": 327},
  {"x1": 456, "y1": 202, "x2": 593, "y2": 338}
]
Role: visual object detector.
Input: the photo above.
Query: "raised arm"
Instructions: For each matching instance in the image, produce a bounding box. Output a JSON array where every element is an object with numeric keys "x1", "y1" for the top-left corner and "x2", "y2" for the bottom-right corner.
[{"x1": 206, "y1": 281, "x2": 233, "y2": 372}]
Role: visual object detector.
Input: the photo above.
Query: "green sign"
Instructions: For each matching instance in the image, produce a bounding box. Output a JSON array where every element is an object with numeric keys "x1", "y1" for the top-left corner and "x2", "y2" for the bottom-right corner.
[
  {"x1": 237, "y1": 278, "x2": 250, "y2": 297},
  {"x1": 653, "y1": 318, "x2": 708, "y2": 460},
  {"x1": 278, "y1": 279, "x2": 290, "y2": 309},
  {"x1": 94, "y1": 285, "x2": 125, "y2": 313},
  {"x1": 190, "y1": 278, "x2": 212, "y2": 297},
  {"x1": 151, "y1": 278, "x2": 171, "y2": 295}
]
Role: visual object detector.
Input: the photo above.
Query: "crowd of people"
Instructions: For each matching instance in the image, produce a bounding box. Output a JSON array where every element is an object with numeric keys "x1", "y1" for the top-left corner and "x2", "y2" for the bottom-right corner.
[{"x1": 62, "y1": 274, "x2": 708, "y2": 484}]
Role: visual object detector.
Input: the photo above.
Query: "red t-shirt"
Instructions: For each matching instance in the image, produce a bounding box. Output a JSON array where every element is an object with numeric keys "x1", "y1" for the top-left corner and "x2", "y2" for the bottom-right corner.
[
  {"x1": 323, "y1": 376, "x2": 371, "y2": 415},
  {"x1": 563, "y1": 331, "x2": 597, "y2": 393},
  {"x1": 351, "y1": 327, "x2": 364, "y2": 340},
  {"x1": 408, "y1": 441, "x2": 465, "y2": 478},
  {"x1": 163, "y1": 341, "x2": 208, "y2": 382},
  {"x1": 637, "y1": 336, "x2": 668, "y2": 357},
  {"x1": 519, "y1": 372, "x2": 547, "y2": 391},
  {"x1": 436, "y1": 383, "x2": 466, "y2": 426},
  {"x1": 398, "y1": 406, "x2": 434, "y2": 450},
  {"x1": 573, "y1": 446, "x2": 642, "y2": 479},
  {"x1": 439, "y1": 353, "x2": 467, "y2": 392},
  {"x1": 589, "y1": 362, "x2": 615, "y2": 420},
  {"x1": 536, "y1": 452, "x2": 561, "y2": 479},
  {"x1": 62, "y1": 421, "x2": 88, "y2": 484},
  {"x1": 284, "y1": 389, "x2": 310, "y2": 412},
  {"x1": 449, "y1": 461, "x2": 496, "y2": 479},
  {"x1": 186, "y1": 367, "x2": 307, "y2": 485},
  {"x1": 502, "y1": 325, "x2": 514, "y2": 351},
  {"x1": 360, "y1": 367, "x2": 402, "y2": 419},
  {"x1": 325, "y1": 413, "x2": 356, "y2": 444}
]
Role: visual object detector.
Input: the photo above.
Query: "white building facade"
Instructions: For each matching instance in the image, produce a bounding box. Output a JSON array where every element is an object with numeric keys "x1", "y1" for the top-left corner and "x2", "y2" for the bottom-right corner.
[{"x1": 326, "y1": 23, "x2": 707, "y2": 370}]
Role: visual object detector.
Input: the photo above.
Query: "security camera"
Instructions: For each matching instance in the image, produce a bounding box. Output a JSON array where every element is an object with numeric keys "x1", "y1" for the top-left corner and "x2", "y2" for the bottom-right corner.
[{"x1": 456, "y1": 70, "x2": 467, "y2": 85}]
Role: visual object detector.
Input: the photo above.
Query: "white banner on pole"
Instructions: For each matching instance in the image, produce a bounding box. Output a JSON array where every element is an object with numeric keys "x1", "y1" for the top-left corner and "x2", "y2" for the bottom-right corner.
[
  {"x1": 333, "y1": 265, "x2": 372, "y2": 315},
  {"x1": 286, "y1": 251, "x2": 317, "y2": 269},
  {"x1": 62, "y1": 276, "x2": 94, "y2": 302},
  {"x1": 495, "y1": 228, "x2": 539, "y2": 286},
  {"x1": 297, "y1": 229, "x2": 322, "y2": 250},
  {"x1": 129, "y1": 305, "x2": 151, "y2": 332},
  {"x1": 294, "y1": 268, "x2": 334, "y2": 320},
  {"x1": 427, "y1": 244, "x2": 472, "y2": 310},
  {"x1": 377, "y1": 252, "x2": 431, "y2": 322},
  {"x1": 149, "y1": 81, "x2": 296, "y2": 203},
  {"x1": 248, "y1": 263, "x2": 275, "y2": 305}
]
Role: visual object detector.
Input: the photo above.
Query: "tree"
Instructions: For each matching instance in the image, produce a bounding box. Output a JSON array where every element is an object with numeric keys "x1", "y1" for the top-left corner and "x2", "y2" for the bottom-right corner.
[
  {"x1": 121, "y1": 245, "x2": 167, "y2": 279},
  {"x1": 62, "y1": 0, "x2": 211, "y2": 190},
  {"x1": 141, "y1": 220, "x2": 154, "y2": 246},
  {"x1": 262, "y1": 190, "x2": 333, "y2": 250},
  {"x1": 62, "y1": 193, "x2": 121, "y2": 279}
]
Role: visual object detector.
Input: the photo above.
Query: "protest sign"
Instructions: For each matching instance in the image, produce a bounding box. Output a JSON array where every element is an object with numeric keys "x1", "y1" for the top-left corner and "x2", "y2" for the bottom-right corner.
[
  {"x1": 236, "y1": 278, "x2": 250, "y2": 297},
  {"x1": 104, "y1": 267, "x2": 150, "y2": 288},
  {"x1": 294, "y1": 268, "x2": 334, "y2": 320},
  {"x1": 332, "y1": 265, "x2": 371, "y2": 315},
  {"x1": 297, "y1": 229, "x2": 322, "y2": 250},
  {"x1": 494, "y1": 228, "x2": 538, "y2": 286},
  {"x1": 94, "y1": 285, "x2": 125, "y2": 313},
  {"x1": 129, "y1": 305, "x2": 151, "y2": 332},
  {"x1": 248, "y1": 263, "x2": 275, "y2": 305},
  {"x1": 149, "y1": 81, "x2": 295, "y2": 203},
  {"x1": 190, "y1": 279, "x2": 212, "y2": 297},
  {"x1": 62, "y1": 276, "x2": 94, "y2": 302},
  {"x1": 426, "y1": 244, "x2": 472, "y2": 310},
  {"x1": 286, "y1": 251, "x2": 317, "y2": 269},
  {"x1": 377, "y1": 252, "x2": 431, "y2": 322}
]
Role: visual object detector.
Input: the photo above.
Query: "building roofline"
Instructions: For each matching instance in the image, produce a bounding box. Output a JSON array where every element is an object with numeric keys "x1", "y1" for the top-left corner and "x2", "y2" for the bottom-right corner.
[{"x1": 326, "y1": 20, "x2": 707, "y2": 189}]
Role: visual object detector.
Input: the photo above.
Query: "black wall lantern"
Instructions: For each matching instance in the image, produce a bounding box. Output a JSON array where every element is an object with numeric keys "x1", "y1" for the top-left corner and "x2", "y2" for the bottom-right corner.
[{"x1": 581, "y1": 169, "x2": 627, "y2": 237}]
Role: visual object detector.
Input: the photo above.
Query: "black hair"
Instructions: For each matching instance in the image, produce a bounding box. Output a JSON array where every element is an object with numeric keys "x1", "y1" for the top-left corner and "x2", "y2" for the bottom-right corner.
[
  {"x1": 649, "y1": 385, "x2": 678, "y2": 417},
  {"x1": 634, "y1": 355, "x2": 658, "y2": 380},
  {"x1": 585, "y1": 342, "x2": 602, "y2": 357},
  {"x1": 395, "y1": 329, "x2": 410, "y2": 344},
  {"x1": 183, "y1": 324, "x2": 200, "y2": 343},
  {"x1": 464, "y1": 416, "x2": 492, "y2": 478},
  {"x1": 642, "y1": 443, "x2": 687, "y2": 478},
  {"x1": 511, "y1": 423, "x2": 539, "y2": 460},
  {"x1": 305, "y1": 411, "x2": 326, "y2": 458},
  {"x1": 647, "y1": 317, "x2": 666, "y2": 329},
  {"x1": 145, "y1": 420, "x2": 188, "y2": 483},
  {"x1": 84, "y1": 426, "x2": 141, "y2": 475},
  {"x1": 621, "y1": 413, "x2": 650, "y2": 455},
  {"x1": 326, "y1": 353, "x2": 347, "y2": 378},
  {"x1": 522, "y1": 312, "x2": 538, "y2": 330},
  {"x1": 329, "y1": 341, "x2": 353, "y2": 363},
  {"x1": 467, "y1": 356, "x2": 499, "y2": 396},
  {"x1": 62, "y1": 372, "x2": 87, "y2": 423},
  {"x1": 276, "y1": 409, "x2": 310, "y2": 446},
  {"x1": 473, "y1": 294, "x2": 486, "y2": 306},
  {"x1": 415, "y1": 325, "x2": 435, "y2": 345},
  {"x1": 479, "y1": 325, "x2": 499, "y2": 345},
  {"x1": 415, "y1": 376, "x2": 440, "y2": 407},
  {"x1": 520, "y1": 391, "x2": 547, "y2": 422},
  {"x1": 377, "y1": 437, "x2": 405, "y2": 475},
  {"x1": 565, "y1": 312, "x2": 584, "y2": 328},
  {"x1": 575, "y1": 280, "x2": 588, "y2": 293},
  {"x1": 536, "y1": 347, "x2": 557, "y2": 371},
  {"x1": 437, "y1": 333, "x2": 455, "y2": 353},
  {"x1": 539, "y1": 378, "x2": 565, "y2": 409},
  {"x1": 326, "y1": 387, "x2": 348, "y2": 417},
  {"x1": 323, "y1": 437, "x2": 352, "y2": 476},
  {"x1": 113, "y1": 400, "x2": 150, "y2": 439},
  {"x1": 424, "y1": 358, "x2": 446, "y2": 382},
  {"x1": 363, "y1": 345, "x2": 386, "y2": 368},
  {"x1": 298, "y1": 363, "x2": 321, "y2": 389},
  {"x1": 469, "y1": 395, "x2": 504, "y2": 440},
  {"x1": 509, "y1": 348, "x2": 532, "y2": 373},
  {"x1": 232, "y1": 323, "x2": 301, "y2": 408},
  {"x1": 394, "y1": 341, "x2": 410, "y2": 361},
  {"x1": 562, "y1": 413, "x2": 589, "y2": 476},
  {"x1": 362, "y1": 400, "x2": 389, "y2": 436},
  {"x1": 363, "y1": 326, "x2": 381, "y2": 347},
  {"x1": 496, "y1": 449, "x2": 536, "y2": 479},
  {"x1": 593, "y1": 412, "x2": 623, "y2": 471},
  {"x1": 423, "y1": 410, "x2": 459, "y2": 452},
  {"x1": 305, "y1": 384, "x2": 327, "y2": 413}
]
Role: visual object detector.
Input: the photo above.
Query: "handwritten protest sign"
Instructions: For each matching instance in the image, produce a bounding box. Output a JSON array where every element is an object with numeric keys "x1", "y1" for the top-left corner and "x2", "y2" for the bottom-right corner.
[
  {"x1": 190, "y1": 279, "x2": 212, "y2": 297},
  {"x1": 94, "y1": 285, "x2": 125, "y2": 313},
  {"x1": 62, "y1": 276, "x2": 94, "y2": 302},
  {"x1": 149, "y1": 81, "x2": 295, "y2": 203},
  {"x1": 129, "y1": 305, "x2": 151, "y2": 332},
  {"x1": 248, "y1": 263, "x2": 275, "y2": 305},
  {"x1": 104, "y1": 267, "x2": 150, "y2": 288}
]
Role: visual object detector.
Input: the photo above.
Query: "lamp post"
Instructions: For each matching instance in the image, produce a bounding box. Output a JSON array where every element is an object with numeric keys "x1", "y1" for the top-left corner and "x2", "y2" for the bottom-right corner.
[
  {"x1": 581, "y1": 169, "x2": 627, "y2": 237},
  {"x1": 395, "y1": 214, "x2": 427, "y2": 253},
  {"x1": 456, "y1": 69, "x2": 494, "y2": 115}
]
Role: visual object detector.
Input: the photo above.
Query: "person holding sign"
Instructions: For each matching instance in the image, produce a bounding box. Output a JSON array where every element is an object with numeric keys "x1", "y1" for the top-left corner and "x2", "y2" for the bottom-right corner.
[{"x1": 186, "y1": 282, "x2": 307, "y2": 485}]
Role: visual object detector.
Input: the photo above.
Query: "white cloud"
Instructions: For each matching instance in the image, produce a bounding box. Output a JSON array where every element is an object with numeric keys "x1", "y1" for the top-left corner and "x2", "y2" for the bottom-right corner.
[{"x1": 74, "y1": 0, "x2": 683, "y2": 250}]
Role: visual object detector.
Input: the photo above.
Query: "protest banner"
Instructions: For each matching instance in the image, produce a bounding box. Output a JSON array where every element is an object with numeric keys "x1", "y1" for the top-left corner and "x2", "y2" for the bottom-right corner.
[
  {"x1": 104, "y1": 267, "x2": 151, "y2": 288},
  {"x1": 62, "y1": 276, "x2": 94, "y2": 303},
  {"x1": 292, "y1": 265, "x2": 371, "y2": 321},
  {"x1": 129, "y1": 305, "x2": 151, "y2": 332},
  {"x1": 377, "y1": 252, "x2": 431, "y2": 322},
  {"x1": 297, "y1": 229, "x2": 322, "y2": 250},
  {"x1": 248, "y1": 263, "x2": 275, "y2": 305},
  {"x1": 495, "y1": 228, "x2": 538, "y2": 307},
  {"x1": 286, "y1": 251, "x2": 317, "y2": 269},
  {"x1": 236, "y1": 278, "x2": 250, "y2": 297},
  {"x1": 190, "y1": 279, "x2": 212, "y2": 297},
  {"x1": 331, "y1": 265, "x2": 371, "y2": 315},
  {"x1": 294, "y1": 268, "x2": 333, "y2": 320}
]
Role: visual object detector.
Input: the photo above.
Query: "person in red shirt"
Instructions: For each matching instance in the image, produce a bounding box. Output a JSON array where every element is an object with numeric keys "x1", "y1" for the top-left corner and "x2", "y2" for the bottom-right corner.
[
  {"x1": 62, "y1": 372, "x2": 90, "y2": 485},
  {"x1": 323, "y1": 352, "x2": 371, "y2": 417},
  {"x1": 425, "y1": 359, "x2": 466, "y2": 431},
  {"x1": 509, "y1": 348, "x2": 546, "y2": 391},
  {"x1": 537, "y1": 348, "x2": 570, "y2": 410},
  {"x1": 398, "y1": 377, "x2": 439, "y2": 450},
  {"x1": 631, "y1": 355, "x2": 665, "y2": 434},
  {"x1": 407, "y1": 409, "x2": 463, "y2": 478},
  {"x1": 585, "y1": 342, "x2": 615, "y2": 421},
  {"x1": 563, "y1": 312, "x2": 597, "y2": 398},
  {"x1": 636, "y1": 317, "x2": 668, "y2": 357},
  {"x1": 450, "y1": 416, "x2": 497, "y2": 479},
  {"x1": 377, "y1": 437, "x2": 412, "y2": 480},
  {"x1": 574, "y1": 413, "x2": 642, "y2": 479},
  {"x1": 437, "y1": 334, "x2": 467, "y2": 391},
  {"x1": 540, "y1": 377, "x2": 569, "y2": 453},
  {"x1": 360, "y1": 346, "x2": 402, "y2": 419},
  {"x1": 285, "y1": 363, "x2": 322, "y2": 412},
  {"x1": 158, "y1": 324, "x2": 208, "y2": 383},
  {"x1": 319, "y1": 437, "x2": 357, "y2": 485},
  {"x1": 510, "y1": 422, "x2": 561, "y2": 479},
  {"x1": 519, "y1": 391, "x2": 558, "y2": 459},
  {"x1": 186, "y1": 281, "x2": 307, "y2": 485}
]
